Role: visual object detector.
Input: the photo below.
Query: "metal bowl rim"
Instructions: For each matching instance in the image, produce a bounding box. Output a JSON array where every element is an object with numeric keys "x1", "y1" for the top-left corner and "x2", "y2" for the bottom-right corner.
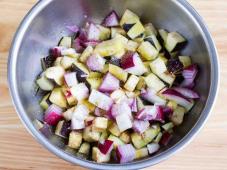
[{"x1": 7, "y1": 0, "x2": 220, "y2": 169}]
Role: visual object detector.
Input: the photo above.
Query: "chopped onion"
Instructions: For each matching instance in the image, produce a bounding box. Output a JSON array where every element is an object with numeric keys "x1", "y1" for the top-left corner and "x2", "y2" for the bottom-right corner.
[
  {"x1": 141, "y1": 88, "x2": 166, "y2": 106},
  {"x1": 133, "y1": 120, "x2": 150, "y2": 134},
  {"x1": 44, "y1": 104, "x2": 63, "y2": 126},
  {"x1": 116, "y1": 144, "x2": 136, "y2": 163},
  {"x1": 160, "y1": 132, "x2": 172, "y2": 146},
  {"x1": 102, "y1": 10, "x2": 119, "y2": 27},
  {"x1": 162, "y1": 89, "x2": 193, "y2": 111},
  {"x1": 64, "y1": 72, "x2": 78, "y2": 87},
  {"x1": 173, "y1": 87, "x2": 199, "y2": 99},
  {"x1": 66, "y1": 25, "x2": 79, "y2": 33},
  {"x1": 86, "y1": 54, "x2": 106, "y2": 72},
  {"x1": 111, "y1": 102, "x2": 132, "y2": 118},
  {"x1": 99, "y1": 72, "x2": 120, "y2": 93},
  {"x1": 180, "y1": 64, "x2": 198, "y2": 88},
  {"x1": 98, "y1": 140, "x2": 114, "y2": 155}
]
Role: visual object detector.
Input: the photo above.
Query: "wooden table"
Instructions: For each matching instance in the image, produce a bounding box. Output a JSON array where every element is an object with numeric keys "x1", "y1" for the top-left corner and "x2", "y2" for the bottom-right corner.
[{"x1": 0, "y1": 0, "x2": 227, "y2": 169}]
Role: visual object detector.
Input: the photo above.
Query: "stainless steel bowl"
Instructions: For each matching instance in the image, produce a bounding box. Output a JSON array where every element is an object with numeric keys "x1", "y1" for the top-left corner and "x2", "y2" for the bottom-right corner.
[{"x1": 8, "y1": 0, "x2": 219, "y2": 169}]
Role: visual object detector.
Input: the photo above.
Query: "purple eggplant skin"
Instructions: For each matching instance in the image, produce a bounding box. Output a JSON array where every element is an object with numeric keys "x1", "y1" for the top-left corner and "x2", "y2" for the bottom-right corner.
[
  {"x1": 123, "y1": 23, "x2": 135, "y2": 32},
  {"x1": 60, "y1": 121, "x2": 71, "y2": 138},
  {"x1": 107, "y1": 57, "x2": 121, "y2": 67},
  {"x1": 39, "y1": 123, "x2": 53, "y2": 138},
  {"x1": 70, "y1": 64, "x2": 88, "y2": 83},
  {"x1": 41, "y1": 55, "x2": 55, "y2": 70},
  {"x1": 167, "y1": 58, "x2": 184, "y2": 74}
]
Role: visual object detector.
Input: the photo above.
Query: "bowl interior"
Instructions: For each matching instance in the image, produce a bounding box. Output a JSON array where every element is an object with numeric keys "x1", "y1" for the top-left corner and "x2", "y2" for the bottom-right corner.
[{"x1": 12, "y1": 0, "x2": 211, "y2": 167}]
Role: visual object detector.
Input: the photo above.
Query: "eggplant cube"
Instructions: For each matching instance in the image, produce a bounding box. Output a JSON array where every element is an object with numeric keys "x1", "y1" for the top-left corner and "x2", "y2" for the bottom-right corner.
[
  {"x1": 165, "y1": 32, "x2": 186, "y2": 52},
  {"x1": 109, "y1": 64, "x2": 128, "y2": 82},
  {"x1": 179, "y1": 56, "x2": 192, "y2": 68},
  {"x1": 111, "y1": 27, "x2": 127, "y2": 38},
  {"x1": 135, "y1": 148, "x2": 149, "y2": 159},
  {"x1": 120, "y1": 9, "x2": 139, "y2": 26},
  {"x1": 144, "y1": 23, "x2": 157, "y2": 36},
  {"x1": 150, "y1": 57, "x2": 167, "y2": 75},
  {"x1": 109, "y1": 122, "x2": 121, "y2": 137},
  {"x1": 137, "y1": 41, "x2": 159, "y2": 61},
  {"x1": 61, "y1": 56, "x2": 76, "y2": 69},
  {"x1": 36, "y1": 76, "x2": 54, "y2": 91},
  {"x1": 40, "y1": 93, "x2": 51, "y2": 110},
  {"x1": 158, "y1": 72, "x2": 176, "y2": 86},
  {"x1": 68, "y1": 131, "x2": 82, "y2": 149},
  {"x1": 45, "y1": 66, "x2": 65, "y2": 86},
  {"x1": 145, "y1": 73, "x2": 166, "y2": 92},
  {"x1": 116, "y1": 114, "x2": 132, "y2": 132},
  {"x1": 79, "y1": 46, "x2": 93, "y2": 63},
  {"x1": 124, "y1": 75, "x2": 140, "y2": 92},
  {"x1": 126, "y1": 40, "x2": 139, "y2": 52},
  {"x1": 62, "y1": 107, "x2": 75, "y2": 121},
  {"x1": 119, "y1": 131, "x2": 131, "y2": 144},
  {"x1": 92, "y1": 147, "x2": 110, "y2": 163},
  {"x1": 94, "y1": 38, "x2": 124, "y2": 57},
  {"x1": 92, "y1": 117, "x2": 108, "y2": 132},
  {"x1": 108, "y1": 134, "x2": 125, "y2": 149},
  {"x1": 49, "y1": 88, "x2": 67, "y2": 108},
  {"x1": 83, "y1": 126, "x2": 101, "y2": 142},
  {"x1": 59, "y1": 36, "x2": 72, "y2": 48},
  {"x1": 171, "y1": 106, "x2": 186, "y2": 125},
  {"x1": 127, "y1": 21, "x2": 145, "y2": 39},
  {"x1": 78, "y1": 142, "x2": 91, "y2": 156}
]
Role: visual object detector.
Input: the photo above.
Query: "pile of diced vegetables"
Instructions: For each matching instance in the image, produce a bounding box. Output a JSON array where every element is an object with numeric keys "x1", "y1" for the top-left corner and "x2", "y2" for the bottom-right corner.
[{"x1": 35, "y1": 9, "x2": 199, "y2": 163}]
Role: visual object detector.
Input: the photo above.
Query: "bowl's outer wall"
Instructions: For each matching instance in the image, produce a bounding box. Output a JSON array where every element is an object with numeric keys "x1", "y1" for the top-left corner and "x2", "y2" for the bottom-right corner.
[{"x1": 8, "y1": 0, "x2": 218, "y2": 169}]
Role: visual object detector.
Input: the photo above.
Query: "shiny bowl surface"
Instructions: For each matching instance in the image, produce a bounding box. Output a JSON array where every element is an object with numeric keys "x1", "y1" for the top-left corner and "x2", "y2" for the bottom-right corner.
[{"x1": 8, "y1": 0, "x2": 219, "y2": 169}]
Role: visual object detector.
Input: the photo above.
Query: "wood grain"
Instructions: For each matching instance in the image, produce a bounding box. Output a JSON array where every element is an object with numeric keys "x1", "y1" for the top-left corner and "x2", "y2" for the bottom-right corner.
[{"x1": 0, "y1": 0, "x2": 227, "y2": 169}]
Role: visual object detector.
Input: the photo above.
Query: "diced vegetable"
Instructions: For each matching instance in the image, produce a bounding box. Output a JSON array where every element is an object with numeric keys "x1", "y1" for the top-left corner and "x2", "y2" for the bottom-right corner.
[
  {"x1": 55, "y1": 120, "x2": 70, "y2": 138},
  {"x1": 109, "y1": 122, "x2": 121, "y2": 137},
  {"x1": 124, "y1": 75, "x2": 139, "y2": 92},
  {"x1": 83, "y1": 126, "x2": 101, "y2": 142},
  {"x1": 86, "y1": 54, "x2": 106, "y2": 72},
  {"x1": 60, "y1": 56, "x2": 76, "y2": 69},
  {"x1": 116, "y1": 113, "x2": 133, "y2": 132},
  {"x1": 120, "y1": 9, "x2": 139, "y2": 26},
  {"x1": 49, "y1": 88, "x2": 67, "y2": 108},
  {"x1": 36, "y1": 75, "x2": 54, "y2": 91},
  {"x1": 85, "y1": 22, "x2": 101, "y2": 41},
  {"x1": 160, "y1": 131, "x2": 172, "y2": 146},
  {"x1": 141, "y1": 88, "x2": 166, "y2": 105},
  {"x1": 162, "y1": 88, "x2": 194, "y2": 111},
  {"x1": 127, "y1": 21, "x2": 145, "y2": 39},
  {"x1": 88, "y1": 89, "x2": 113, "y2": 111},
  {"x1": 109, "y1": 64, "x2": 128, "y2": 82},
  {"x1": 59, "y1": 36, "x2": 72, "y2": 48},
  {"x1": 40, "y1": 93, "x2": 51, "y2": 110},
  {"x1": 79, "y1": 46, "x2": 93, "y2": 63},
  {"x1": 92, "y1": 147, "x2": 110, "y2": 163},
  {"x1": 94, "y1": 38, "x2": 124, "y2": 57},
  {"x1": 119, "y1": 131, "x2": 131, "y2": 144},
  {"x1": 150, "y1": 57, "x2": 167, "y2": 75},
  {"x1": 135, "y1": 147, "x2": 149, "y2": 159},
  {"x1": 70, "y1": 83, "x2": 88, "y2": 102},
  {"x1": 158, "y1": 29, "x2": 168, "y2": 43},
  {"x1": 165, "y1": 32, "x2": 186, "y2": 52},
  {"x1": 64, "y1": 72, "x2": 78, "y2": 87},
  {"x1": 162, "y1": 122, "x2": 174, "y2": 131},
  {"x1": 153, "y1": 132, "x2": 163, "y2": 143},
  {"x1": 170, "y1": 106, "x2": 186, "y2": 125},
  {"x1": 99, "y1": 72, "x2": 120, "y2": 93},
  {"x1": 44, "y1": 104, "x2": 63, "y2": 126},
  {"x1": 102, "y1": 10, "x2": 119, "y2": 27},
  {"x1": 179, "y1": 56, "x2": 192, "y2": 68},
  {"x1": 108, "y1": 134, "x2": 125, "y2": 149},
  {"x1": 92, "y1": 117, "x2": 108, "y2": 132},
  {"x1": 137, "y1": 41, "x2": 159, "y2": 61},
  {"x1": 147, "y1": 143, "x2": 160, "y2": 154},
  {"x1": 180, "y1": 64, "x2": 198, "y2": 88},
  {"x1": 62, "y1": 107, "x2": 75, "y2": 121},
  {"x1": 145, "y1": 73, "x2": 166, "y2": 92},
  {"x1": 68, "y1": 131, "x2": 82, "y2": 149},
  {"x1": 111, "y1": 27, "x2": 127, "y2": 38},
  {"x1": 96, "y1": 25, "x2": 111, "y2": 40},
  {"x1": 78, "y1": 142, "x2": 90, "y2": 156},
  {"x1": 132, "y1": 120, "x2": 150, "y2": 134},
  {"x1": 144, "y1": 23, "x2": 157, "y2": 36},
  {"x1": 173, "y1": 87, "x2": 199, "y2": 99},
  {"x1": 125, "y1": 40, "x2": 139, "y2": 52},
  {"x1": 111, "y1": 102, "x2": 132, "y2": 118},
  {"x1": 45, "y1": 66, "x2": 65, "y2": 86},
  {"x1": 124, "y1": 53, "x2": 148, "y2": 76},
  {"x1": 116, "y1": 144, "x2": 136, "y2": 163},
  {"x1": 144, "y1": 35, "x2": 162, "y2": 52},
  {"x1": 98, "y1": 140, "x2": 114, "y2": 155},
  {"x1": 86, "y1": 77, "x2": 102, "y2": 89}
]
